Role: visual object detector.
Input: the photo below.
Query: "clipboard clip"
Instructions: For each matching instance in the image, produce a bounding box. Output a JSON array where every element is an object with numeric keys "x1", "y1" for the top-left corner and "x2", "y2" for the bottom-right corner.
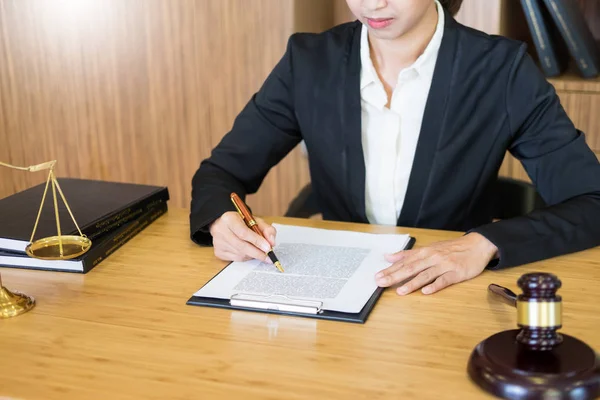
[{"x1": 230, "y1": 293, "x2": 323, "y2": 315}]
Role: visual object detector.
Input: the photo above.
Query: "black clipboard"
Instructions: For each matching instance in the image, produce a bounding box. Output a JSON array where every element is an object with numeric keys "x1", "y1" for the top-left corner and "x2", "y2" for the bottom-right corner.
[{"x1": 186, "y1": 236, "x2": 416, "y2": 324}]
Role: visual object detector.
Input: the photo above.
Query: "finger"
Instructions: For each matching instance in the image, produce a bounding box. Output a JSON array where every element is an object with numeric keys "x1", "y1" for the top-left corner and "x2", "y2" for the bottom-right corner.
[
  {"x1": 421, "y1": 271, "x2": 461, "y2": 295},
  {"x1": 377, "y1": 248, "x2": 429, "y2": 281},
  {"x1": 375, "y1": 260, "x2": 405, "y2": 282},
  {"x1": 384, "y1": 248, "x2": 415, "y2": 263},
  {"x1": 385, "y1": 247, "x2": 431, "y2": 267},
  {"x1": 384, "y1": 251, "x2": 404, "y2": 263},
  {"x1": 216, "y1": 249, "x2": 251, "y2": 263},
  {"x1": 213, "y1": 244, "x2": 240, "y2": 262},
  {"x1": 376, "y1": 255, "x2": 436, "y2": 288},
  {"x1": 399, "y1": 247, "x2": 433, "y2": 265},
  {"x1": 218, "y1": 239, "x2": 253, "y2": 260},
  {"x1": 256, "y1": 217, "x2": 277, "y2": 247},
  {"x1": 213, "y1": 239, "x2": 245, "y2": 262},
  {"x1": 396, "y1": 265, "x2": 446, "y2": 295},
  {"x1": 227, "y1": 231, "x2": 271, "y2": 263},
  {"x1": 220, "y1": 236, "x2": 272, "y2": 264},
  {"x1": 233, "y1": 239, "x2": 270, "y2": 263},
  {"x1": 229, "y1": 219, "x2": 272, "y2": 253}
]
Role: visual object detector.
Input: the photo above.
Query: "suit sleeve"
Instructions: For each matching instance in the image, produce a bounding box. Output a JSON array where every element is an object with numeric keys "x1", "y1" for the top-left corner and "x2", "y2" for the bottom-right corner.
[
  {"x1": 189, "y1": 36, "x2": 302, "y2": 245},
  {"x1": 471, "y1": 43, "x2": 600, "y2": 269}
]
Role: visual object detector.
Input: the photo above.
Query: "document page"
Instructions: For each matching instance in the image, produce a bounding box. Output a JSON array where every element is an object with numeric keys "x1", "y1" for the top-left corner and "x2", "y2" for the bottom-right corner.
[{"x1": 193, "y1": 224, "x2": 411, "y2": 313}]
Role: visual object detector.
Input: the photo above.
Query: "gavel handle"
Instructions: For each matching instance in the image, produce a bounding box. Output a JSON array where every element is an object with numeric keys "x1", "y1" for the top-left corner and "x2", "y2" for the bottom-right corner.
[{"x1": 488, "y1": 284, "x2": 517, "y2": 307}]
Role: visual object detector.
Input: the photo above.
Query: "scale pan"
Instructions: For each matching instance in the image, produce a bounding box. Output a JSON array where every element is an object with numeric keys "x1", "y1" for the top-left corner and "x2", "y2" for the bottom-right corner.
[{"x1": 25, "y1": 235, "x2": 92, "y2": 260}]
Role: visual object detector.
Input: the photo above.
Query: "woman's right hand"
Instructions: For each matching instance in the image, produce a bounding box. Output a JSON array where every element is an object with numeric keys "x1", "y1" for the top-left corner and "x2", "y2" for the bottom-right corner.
[{"x1": 209, "y1": 211, "x2": 277, "y2": 262}]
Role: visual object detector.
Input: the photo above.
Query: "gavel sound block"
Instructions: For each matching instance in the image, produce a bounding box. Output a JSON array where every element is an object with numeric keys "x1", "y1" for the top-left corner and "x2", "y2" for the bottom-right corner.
[{"x1": 468, "y1": 273, "x2": 600, "y2": 399}]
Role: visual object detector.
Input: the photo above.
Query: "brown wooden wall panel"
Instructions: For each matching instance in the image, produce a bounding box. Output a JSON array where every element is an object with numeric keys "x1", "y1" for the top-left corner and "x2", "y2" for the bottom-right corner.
[
  {"x1": 332, "y1": 0, "x2": 504, "y2": 30},
  {"x1": 548, "y1": 73, "x2": 600, "y2": 92},
  {"x1": 556, "y1": 92, "x2": 600, "y2": 151},
  {"x1": 502, "y1": 151, "x2": 600, "y2": 185},
  {"x1": 498, "y1": 152, "x2": 512, "y2": 177},
  {"x1": 0, "y1": 0, "x2": 315, "y2": 217},
  {"x1": 500, "y1": 155, "x2": 531, "y2": 183},
  {"x1": 333, "y1": 0, "x2": 354, "y2": 26},
  {"x1": 457, "y1": 0, "x2": 502, "y2": 34},
  {"x1": 295, "y1": 0, "x2": 334, "y2": 34}
]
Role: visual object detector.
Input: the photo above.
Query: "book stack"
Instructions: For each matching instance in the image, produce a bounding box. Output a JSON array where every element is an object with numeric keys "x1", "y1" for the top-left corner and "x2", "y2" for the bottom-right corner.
[
  {"x1": 519, "y1": 0, "x2": 600, "y2": 78},
  {"x1": 0, "y1": 179, "x2": 169, "y2": 273}
]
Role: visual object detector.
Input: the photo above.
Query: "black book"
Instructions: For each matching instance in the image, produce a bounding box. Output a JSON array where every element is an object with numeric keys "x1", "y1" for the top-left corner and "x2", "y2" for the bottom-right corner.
[
  {"x1": 541, "y1": 0, "x2": 600, "y2": 78},
  {"x1": 0, "y1": 202, "x2": 168, "y2": 273},
  {"x1": 520, "y1": 0, "x2": 569, "y2": 76},
  {"x1": 0, "y1": 178, "x2": 169, "y2": 253}
]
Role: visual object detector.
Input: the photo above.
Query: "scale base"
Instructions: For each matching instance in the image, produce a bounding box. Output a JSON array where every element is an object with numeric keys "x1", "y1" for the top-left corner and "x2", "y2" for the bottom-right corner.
[
  {"x1": 468, "y1": 329, "x2": 600, "y2": 399},
  {"x1": 0, "y1": 286, "x2": 35, "y2": 319}
]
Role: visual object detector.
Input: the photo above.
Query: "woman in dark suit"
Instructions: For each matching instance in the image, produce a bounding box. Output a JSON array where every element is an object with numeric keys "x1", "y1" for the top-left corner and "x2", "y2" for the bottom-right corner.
[{"x1": 190, "y1": 0, "x2": 600, "y2": 295}]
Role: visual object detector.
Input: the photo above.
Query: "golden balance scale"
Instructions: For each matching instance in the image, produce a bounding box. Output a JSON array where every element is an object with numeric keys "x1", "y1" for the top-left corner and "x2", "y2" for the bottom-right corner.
[{"x1": 0, "y1": 160, "x2": 92, "y2": 319}]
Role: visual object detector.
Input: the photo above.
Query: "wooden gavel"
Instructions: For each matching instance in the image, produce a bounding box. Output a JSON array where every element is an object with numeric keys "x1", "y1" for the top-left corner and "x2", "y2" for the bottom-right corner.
[
  {"x1": 469, "y1": 272, "x2": 600, "y2": 399},
  {"x1": 489, "y1": 273, "x2": 563, "y2": 351}
]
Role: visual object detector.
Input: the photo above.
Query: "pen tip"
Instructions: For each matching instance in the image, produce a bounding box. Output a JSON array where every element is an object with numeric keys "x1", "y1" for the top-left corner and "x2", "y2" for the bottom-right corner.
[{"x1": 275, "y1": 261, "x2": 284, "y2": 273}]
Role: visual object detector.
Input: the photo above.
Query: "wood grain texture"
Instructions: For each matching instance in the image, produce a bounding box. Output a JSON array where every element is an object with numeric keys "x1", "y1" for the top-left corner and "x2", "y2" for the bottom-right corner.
[
  {"x1": 456, "y1": 0, "x2": 502, "y2": 34},
  {"x1": 332, "y1": 0, "x2": 504, "y2": 31},
  {"x1": 333, "y1": 0, "x2": 354, "y2": 26},
  {"x1": 1, "y1": 208, "x2": 599, "y2": 400},
  {"x1": 498, "y1": 151, "x2": 512, "y2": 177},
  {"x1": 294, "y1": 0, "x2": 335, "y2": 34},
  {"x1": 555, "y1": 92, "x2": 600, "y2": 151},
  {"x1": 501, "y1": 151, "x2": 600, "y2": 184},
  {"x1": 549, "y1": 72, "x2": 600, "y2": 93},
  {"x1": 0, "y1": 0, "x2": 312, "y2": 216}
]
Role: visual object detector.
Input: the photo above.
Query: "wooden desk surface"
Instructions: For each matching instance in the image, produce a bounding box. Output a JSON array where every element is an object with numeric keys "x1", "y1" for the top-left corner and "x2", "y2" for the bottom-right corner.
[{"x1": 1, "y1": 208, "x2": 599, "y2": 400}]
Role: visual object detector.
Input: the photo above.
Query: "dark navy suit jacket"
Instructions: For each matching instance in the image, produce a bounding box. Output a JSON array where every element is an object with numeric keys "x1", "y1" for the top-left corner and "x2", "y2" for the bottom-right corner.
[{"x1": 190, "y1": 12, "x2": 600, "y2": 269}]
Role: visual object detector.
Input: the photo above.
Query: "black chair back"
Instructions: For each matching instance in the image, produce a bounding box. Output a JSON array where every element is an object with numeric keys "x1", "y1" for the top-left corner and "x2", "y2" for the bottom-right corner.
[{"x1": 491, "y1": 177, "x2": 546, "y2": 220}]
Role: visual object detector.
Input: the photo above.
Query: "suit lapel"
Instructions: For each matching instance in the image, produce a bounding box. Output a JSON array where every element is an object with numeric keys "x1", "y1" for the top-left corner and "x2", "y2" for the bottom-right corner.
[
  {"x1": 397, "y1": 13, "x2": 459, "y2": 227},
  {"x1": 340, "y1": 22, "x2": 369, "y2": 223}
]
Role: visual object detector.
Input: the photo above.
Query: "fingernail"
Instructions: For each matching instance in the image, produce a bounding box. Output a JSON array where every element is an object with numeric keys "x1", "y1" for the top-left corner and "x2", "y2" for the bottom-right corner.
[
  {"x1": 261, "y1": 243, "x2": 271, "y2": 252},
  {"x1": 269, "y1": 235, "x2": 276, "y2": 244},
  {"x1": 376, "y1": 276, "x2": 389, "y2": 286},
  {"x1": 397, "y1": 286, "x2": 408, "y2": 295},
  {"x1": 385, "y1": 252, "x2": 403, "y2": 261},
  {"x1": 422, "y1": 287, "x2": 432, "y2": 295},
  {"x1": 375, "y1": 272, "x2": 383, "y2": 279}
]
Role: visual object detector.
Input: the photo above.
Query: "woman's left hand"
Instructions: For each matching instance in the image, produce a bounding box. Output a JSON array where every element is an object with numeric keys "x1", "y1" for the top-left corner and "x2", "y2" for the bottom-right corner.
[{"x1": 375, "y1": 232, "x2": 498, "y2": 295}]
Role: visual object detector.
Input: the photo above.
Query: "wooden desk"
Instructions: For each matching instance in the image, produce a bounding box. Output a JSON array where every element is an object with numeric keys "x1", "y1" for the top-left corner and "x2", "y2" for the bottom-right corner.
[{"x1": 1, "y1": 208, "x2": 599, "y2": 399}]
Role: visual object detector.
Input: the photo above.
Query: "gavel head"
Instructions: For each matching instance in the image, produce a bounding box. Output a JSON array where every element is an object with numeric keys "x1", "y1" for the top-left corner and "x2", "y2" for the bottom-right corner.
[{"x1": 516, "y1": 272, "x2": 563, "y2": 351}]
